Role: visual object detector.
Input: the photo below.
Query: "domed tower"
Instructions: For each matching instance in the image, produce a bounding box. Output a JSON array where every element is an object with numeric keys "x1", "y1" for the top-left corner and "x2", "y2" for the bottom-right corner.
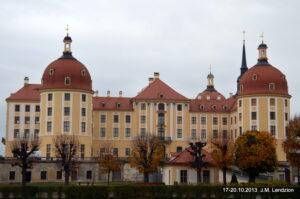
[
  {"x1": 39, "y1": 30, "x2": 93, "y2": 158},
  {"x1": 238, "y1": 37, "x2": 291, "y2": 162}
]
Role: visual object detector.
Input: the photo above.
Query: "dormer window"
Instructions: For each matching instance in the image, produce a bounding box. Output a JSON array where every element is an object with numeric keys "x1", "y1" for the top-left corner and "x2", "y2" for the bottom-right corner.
[
  {"x1": 282, "y1": 75, "x2": 286, "y2": 80},
  {"x1": 199, "y1": 105, "x2": 204, "y2": 110},
  {"x1": 101, "y1": 102, "x2": 105, "y2": 107},
  {"x1": 198, "y1": 95, "x2": 202, "y2": 100},
  {"x1": 252, "y1": 74, "x2": 257, "y2": 80},
  {"x1": 81, "y1": 69, "x2": 86, "y2": 76},
  {"x1": 206, "y1": 95, "x2": 210, "y2": 100},
  {"x1": 269, "y1": 83, "x2": 275, "y2": 90},
  {"x1": 217, "y1": 95, "x2": 221, "y2": 100},
  {"x1": 49, "y1": 69, "x2": 55, "y2": 76},
  {"x1": 65, "y1": 77, "x2": 71, "y2": 85},
  {"x1": 116, "y1": 103, "x2": 121, "y2": 108},
  {"x1": 159, "y1": 93, "x2": 164, "y2": 99},
  {"x1": 223, "y1": 106, "x2": 228, "y2": 110},
  {"x1": 212, "y1": 105, "x2": 217, "y2": 110}
]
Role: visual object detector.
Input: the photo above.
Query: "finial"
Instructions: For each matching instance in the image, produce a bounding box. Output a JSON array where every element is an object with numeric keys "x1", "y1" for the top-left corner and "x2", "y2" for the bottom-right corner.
[
  {"x1": 209, "y1": 64, "x2": 212, "y2": 73},
  {"x1": 260, "y1": 32, "x2": 264, "y2": 43},
  {"x1": 65, "y1": 25, "x2": 69, "y2": 36},
  {"x1": 242, "y1": 30, "x2": 246, "y2": 43}
]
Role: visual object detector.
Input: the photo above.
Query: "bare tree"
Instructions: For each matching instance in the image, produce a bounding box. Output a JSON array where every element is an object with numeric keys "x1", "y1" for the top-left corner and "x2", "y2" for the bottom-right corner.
[
  {"x1": 130, "y1": 134, "x2": 165, "y2": 182},
  {"x1": 99, "y1": 142, "x2": 121, "y2": 184},
  {"x1": 53, "y1": 135, "x2": 79, "y2": 185},
  {"x1": 10, "y1": 136, "x2": 40, "y2": 186}
]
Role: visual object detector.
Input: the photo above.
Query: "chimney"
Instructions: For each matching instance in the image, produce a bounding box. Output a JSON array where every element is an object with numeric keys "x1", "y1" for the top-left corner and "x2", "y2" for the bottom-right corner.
[
  {"x1": 229, "y1": 93, "x2": 233, "y2": 97},
  {"x1": 24, "y1": 77, "x2": 29, "y2": 86},
  {"x1": 154, "y1": 72, "x2": 160, "y2": 79},
  {"x1": 119, "y1": 91, "x2": 123, "y2": 97},
  {"x1": 95, "y1": 90, "x2": 99, "y2": 97},
  {"x1": 107, "y1": 90, "x2": 110, "y2": 97},
  {"x1": 148, "y1": 77, "x2": 154, "y2": 84}
]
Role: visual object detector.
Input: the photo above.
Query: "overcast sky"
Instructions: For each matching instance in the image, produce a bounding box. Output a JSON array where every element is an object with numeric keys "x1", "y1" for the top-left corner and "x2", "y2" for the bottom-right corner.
[{"x1": 1, "y1": 0, "x2": 300, "y2": 155}]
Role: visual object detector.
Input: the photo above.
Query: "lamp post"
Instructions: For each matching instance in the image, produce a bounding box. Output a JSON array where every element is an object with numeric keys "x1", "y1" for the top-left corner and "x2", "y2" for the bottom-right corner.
[{"x1": 188, "y1": 141, "x2": 207, "y2": 183}]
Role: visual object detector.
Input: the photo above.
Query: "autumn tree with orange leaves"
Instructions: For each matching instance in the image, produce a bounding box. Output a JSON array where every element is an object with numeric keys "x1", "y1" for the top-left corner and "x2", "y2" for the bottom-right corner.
[
  {"x1": 99, "y1": 142, "x2": 120, "y2": 184},
  {"x1": 130, "y1": 134, "x2": 165, "y2": 182},
  {"x1": 210, "y1": 138, "x2": 234, "y2": 185},
  {"x1": 283, "y1": 116, "x2": 300, "y2": 185},
  {"x1": 235, "y1": 131, "x2": 277, "y2": 183}
]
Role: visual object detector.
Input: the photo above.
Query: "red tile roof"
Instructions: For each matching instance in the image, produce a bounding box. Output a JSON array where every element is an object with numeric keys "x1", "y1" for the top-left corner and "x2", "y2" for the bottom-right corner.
[
  {"x1": 167, "y1": 147, "x2": 213, "y2": 165},
  {"x1": 133, "y1": 78, "x2": 189, "y2": 101},
  {"x1": 6, "y1": 84, "x2": 41, "y2": 101},
  {"x1": 93, "y1": 97, "x2": 133, "y2": 111}
]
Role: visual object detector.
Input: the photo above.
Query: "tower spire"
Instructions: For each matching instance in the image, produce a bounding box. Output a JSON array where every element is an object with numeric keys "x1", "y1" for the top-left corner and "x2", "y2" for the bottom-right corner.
[
  {"x1": 256, "y1": 32, "x2": 270, "y2": 66},
  {"x1": 206, "y1": 65, "x2": 216, "y2": 91},
  {"x1": 240, "y1": 31, "x2": 248, "y2": 75},
  {"x1": 61, "y1": 25, "x2": 74, "y2": 59}
]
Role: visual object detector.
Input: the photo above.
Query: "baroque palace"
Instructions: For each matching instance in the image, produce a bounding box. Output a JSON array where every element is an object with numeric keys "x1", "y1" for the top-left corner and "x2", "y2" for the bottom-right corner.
[{"x1": 1, "y1": 31, "x2": 291, "y2": 184}]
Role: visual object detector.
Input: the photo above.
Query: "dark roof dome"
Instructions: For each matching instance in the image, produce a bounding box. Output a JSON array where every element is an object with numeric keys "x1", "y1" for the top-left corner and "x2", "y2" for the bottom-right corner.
[
  {"x1": 239, "y1": 65, "x2": 288, "y2": 96},
  {"x1": 40, "y1": 34, "x2": 92, "y2": 92},
  {"x1": 258, "y1": 43, "x2": 267, "y2": 48}
]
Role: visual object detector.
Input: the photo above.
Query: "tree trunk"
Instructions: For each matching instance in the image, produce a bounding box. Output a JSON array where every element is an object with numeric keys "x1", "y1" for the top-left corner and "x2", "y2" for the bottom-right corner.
[
  {"x1": 197, "y1": 168, "x2": 202, "y2": 183},
  {"x1": 65, "y1": 169, "x2": 70, "y2": 185},
  {"x1": 297, "y1": 167, "x2": 300, "y2": 185},
  {"x1": 107, "y1": 171, "x2": 110, "y2": 185},
  {"x1": 21, "y1": 167, "x2": 26, "y2": 186},
  {"x1": 248, "y1": 172, "x2": 256, "y2": 183},
  {"x1": 222, "y1": 167, "x2": 227, "y2": 185},
  {"x1": 144, "y1": 172, "x2": 149, "y2": 183}
]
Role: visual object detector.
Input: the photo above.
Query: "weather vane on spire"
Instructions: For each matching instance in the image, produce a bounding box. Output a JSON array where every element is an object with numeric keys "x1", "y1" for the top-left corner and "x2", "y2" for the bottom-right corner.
[
  {"x1": 209, "y1": 64, "x2": 212, "y2": 73},
  {"x1": 242, "y1": 30, "x2": 246, "y2": 41},
  {"x1": 65, "y1": 25, "x2": 69, "y2": 36},
  {"x1": 260, "y1": 32, "x2": 264, "y2": 43}
]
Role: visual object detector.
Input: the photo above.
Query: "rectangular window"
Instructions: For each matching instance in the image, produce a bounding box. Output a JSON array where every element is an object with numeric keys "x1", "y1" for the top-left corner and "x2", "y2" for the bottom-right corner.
[
  {"x1": 81, "y1": 108, "x2": 86, "y2": 117},
  {"x1": 64, "y1": 121, "x2": 70, "y2": 132},
  {"x1": 81, "y1": 144, "x2": 85, "y2": 158},
  {"x1": 14, "y1": 116, "x2": 20, "y2": 124},
  {"x1": 239, "y1": 100, "x2": 242, "y2": 107},
  {"x1": 56, "y1": 171, "x2": 62, "y2": 180},
  {"x1": 113, "y1": 148, "x2": 118, "y2": 156},
  {"x1": 113, "y1": 128, "x2": 119, "y2": 137},
  {"x1": 191, "y1": 117, "x2": 196, "y2": 124},
  {"x1": 100, "y1": 148, "x2": 105, "y2": 154},
  {"x1": 125, "y1": 128, "x2": 131, "y2": 137},
  {"x1": 47, "y1": 122, "x2": 52, "y2": 132},
  {"x1": 35, "y1": 117, "x2": 40, "y2": 124},
  {"x1": 86, "y1": 170, "x2": 92, "y2": 180},
  {"x1": 201, "y1": 129, "x2": 206, "y2": 139},
  {"x1": 100, "y1": 115, "x2": 106, "y2": 123},
  {"x1": 213, "y1": 117, "x2": 218, "y2": 125},
  {"x1": 14, "y1": 129, "x2": 19, "y2": 138},
  {"x1": 64, "y1": 107, "x2": 70, "y2": 116},
  {"x1": 35, "y1": 105, "x2": 40, "y2": 112},
  {"x1": 177, "y1": 104, "x2": 182, "y2": 111},
  {"x1": 9, "y1": 171, "x2": 15, "y2": 180},
  {"x1": 47, "y1": 107, "x2": 52, "y2": 116},
  {"x1": 239, "y1": 113, "x2": 242, "y2": 121},
  {"x1": 81, "y1": 122, "x2": 86, "y2": 132},
  {"x1": 125, "y1": 148, "x2": 131, "y2": 156},
  {"x1": 222, "y1": 117, "x2": 227, "y2": 125},
  {"x1": 82, "y1": 94, "x2": 86, "y2": 102},
  {"x1": 48, "y1": 93, "x2": 53, "y2": 101},
  {"x1": 140, "y1": 128, "x2": 146, "y2": 136},
  {"x1": 270, "y1": 98, "x2": 275, "y2": 106},
  {"x1": 191, "y1": 129, "x2": 196, "y2": 139},
  {"x1": 141, "y1": 103, "x2": 146, "y2": 110},
  {"x1": 113, "y1": 115, "x2": 119, "y2": 123},
  {"x1": 223, "y1": 130, "x2": 228, "y2": 139},
  {"x1": 25, "y1": 105, "x2": 30, "y2": 112},
  {"x1": 177, "y1": 129, "x2": 182, "y2": 138},
  {"x1": 180, "y1": 170, "x2": 187, "y2": 183},
  {"x1": 64, "y1": 93, "x2": 71, "y2": 101},
  {"x1": 231, "y1": 117, "x2": 233, "y2": 125},
  {"x1": 24, "y1": 129, "x2": 30, "y2": 138},
  {"x1": 40, "y1": 171, "x2": 47, "y2": 180},
  {"x1": 46, "y1": 144, "x2": 51, "y2": 153},
  {"x1": 251, "y1": 112, "x2": 257, "y2": 120},
  {"x1": 285, "y1": 113, "x2": 289, "y2": 121},
  {"x1": 201, "y1": 117, "x2": 206, "y2": 125},
  {"x1": 270, "y1": 125, "x2": 276, "y2": 136},
  {"x1": 239, "y1": 127, "x2": 242, "y2": 135},
  {"x1": 213, "y1": 130, "x2": 218, "y2": 139},
  {"x1": 270, "y1": 112, "x2": 276, "y2": 120},
  {"x1": 25, "y1": 116, "x2": 30, "y2": 124},
  {"x1": 176, "y1": 146, "x2": 183, "y2": 153},
  {"x1": 235, "y1": 116, "x2": 237, "y2": 124},
  {"x1": 251, "y1": 125, "x2": 257, "y2": 131},
  {"x1": 285, "y1": 99, "x2": 288, "y2": 107},
  {"x1": 140, "y1": 115, "x2": 146, "y2": 123},
  {"x1": 251, "y1": 98, "x2": 257, "y2": 106},
  {"x1": 34, "y1": 129, "x2": 39, "y2": 138},
  {"x1": 100, "y1": 127, "x2": 106, "y2": 137},
  {"x1": 125, "y1": 115, "x2": 131, "y2": 123},
  {"x1": 177, "y1": 116, "x2": 182, "y2": 124},
  {"x1": 15, "y1": 105, "x2": 20, "y2": 112}
]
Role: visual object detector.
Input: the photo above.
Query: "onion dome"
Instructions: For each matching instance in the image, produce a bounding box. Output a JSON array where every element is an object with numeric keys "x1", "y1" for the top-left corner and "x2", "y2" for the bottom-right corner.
[
  {"x1": 239, "y1": 41, "x2": 288, "y2": 96},
  {"x1": 41, "y1": 31, "x2": 92, "y2": 92}
]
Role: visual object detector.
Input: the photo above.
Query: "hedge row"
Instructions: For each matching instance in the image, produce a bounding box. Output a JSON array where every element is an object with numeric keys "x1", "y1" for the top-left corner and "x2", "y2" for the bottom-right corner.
[{"x1": 0, "y1": 185, "x2": 299, "y2": 199}]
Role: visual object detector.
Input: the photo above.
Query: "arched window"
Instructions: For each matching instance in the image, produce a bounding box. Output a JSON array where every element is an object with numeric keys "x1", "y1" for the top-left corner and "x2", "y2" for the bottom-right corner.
[
  {"x1": 81, "y1": 69, "x2": 86, "y2": 76},
  {"x1": 49, "y1": 69, "x2": 55, "y2": 76},
  {"x1": 252, "y1": 74, "x2": 257, "y2": 80},
  {"x1": 199, "y1": 105, "x2": 204, "y2": 110},
  {"x1": 65, "y1": 77, "x2": 71, "y2": 85}
]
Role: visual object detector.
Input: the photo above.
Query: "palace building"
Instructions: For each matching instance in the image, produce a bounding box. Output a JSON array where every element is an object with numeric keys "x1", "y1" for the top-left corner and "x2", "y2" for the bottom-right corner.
[{"x1": 2, "y1": 32, "x2": 291, "y2": 184}]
